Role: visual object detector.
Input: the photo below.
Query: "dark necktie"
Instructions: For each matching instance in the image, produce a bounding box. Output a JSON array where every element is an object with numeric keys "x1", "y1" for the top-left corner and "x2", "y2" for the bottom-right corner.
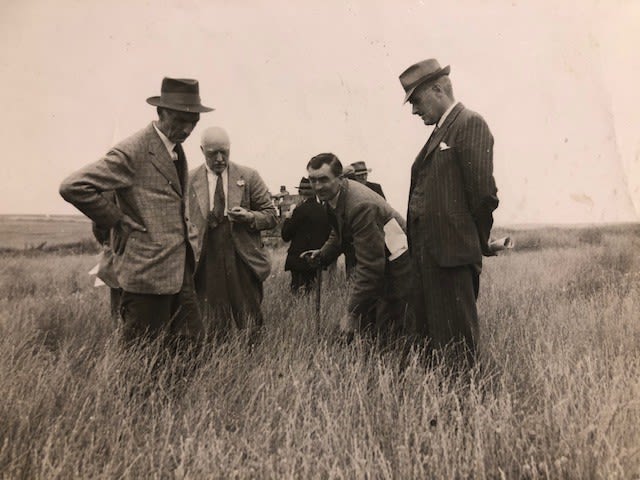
[
  {"x1": 173, "y1": 143, "x2": 186, "y2": 191},
  {"x1": 212, "y1": 173, "x2": 225, "y2": 221}
]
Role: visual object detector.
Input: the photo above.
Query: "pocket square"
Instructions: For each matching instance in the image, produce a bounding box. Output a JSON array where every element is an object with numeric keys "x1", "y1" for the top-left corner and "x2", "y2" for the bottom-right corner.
[
  {"x1": 439, "y1": 142, "x2": 451, "y2": 151},
  {"x1": 236, "y1": 179, "x2": 246, "y2": 187}
]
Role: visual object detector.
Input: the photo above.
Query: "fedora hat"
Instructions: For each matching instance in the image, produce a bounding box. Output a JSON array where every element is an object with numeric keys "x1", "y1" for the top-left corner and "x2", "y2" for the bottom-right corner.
[
  {"x1": 341, "y1": 165, "x2": 356, "y2": 179},
  {"x1": 295, "y1": 177, "x2": 313, "y2": 194},
  {"x1": 146, "y1": 77, "x2": 214, "y2": 113},
  {"x1": 350, "y1": 161, "x2": 372, "y2": 175},
  {"x1": 399, "y1": 59, "x2": 450, "y2": 104}
]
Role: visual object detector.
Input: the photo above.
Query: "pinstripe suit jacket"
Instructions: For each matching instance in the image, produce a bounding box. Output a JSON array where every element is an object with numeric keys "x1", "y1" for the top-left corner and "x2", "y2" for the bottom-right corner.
[
  {"x1": 59, "y1": 123, "x2": 199, "y2": 294},
  {"x1": 408, "y1": 103, "x2": 499, "y2": 267},
  {"x1": 188, "y1": 162, "x2": 277, "y2": 282}
]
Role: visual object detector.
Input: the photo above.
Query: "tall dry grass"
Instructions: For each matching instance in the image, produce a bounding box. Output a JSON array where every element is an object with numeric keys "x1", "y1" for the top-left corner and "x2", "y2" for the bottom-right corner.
[{"x1": 0, "y1": 225, "x2": 639, "y2": 479}]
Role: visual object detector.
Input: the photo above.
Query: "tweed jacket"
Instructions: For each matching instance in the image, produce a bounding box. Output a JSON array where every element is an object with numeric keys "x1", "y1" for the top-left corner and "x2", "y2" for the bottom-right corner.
[
  {"x1": 59, "y1": 123, "x2": 198, "y2": 295},
  {"x1": 281, "y1": 197, "x2": 331, "y2": 272},
  {"x1": 320, "y1": 179, "x2": 409, "y2": 316},
  {"x1": 188, "y1": 162, "x2": 277, "y2": 282},
  {"x1": 408, "y1": 103, "x2": 499, "y2": 267}
]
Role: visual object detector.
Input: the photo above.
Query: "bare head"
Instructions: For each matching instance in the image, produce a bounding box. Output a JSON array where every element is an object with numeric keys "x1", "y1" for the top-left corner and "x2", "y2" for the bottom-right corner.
[
  {"x1": 200, "y1": 126, "x2": 230, "y2": 174},
  {"x1": 306, "y1": 153, "x2": 343, "y2": 201}
]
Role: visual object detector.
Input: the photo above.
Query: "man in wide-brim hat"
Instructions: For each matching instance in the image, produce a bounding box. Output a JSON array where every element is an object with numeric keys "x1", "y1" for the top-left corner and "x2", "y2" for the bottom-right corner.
[
  {"x1": 281, "y1": 177, "x2": 332, "y2": 293},
  {"x1": 399, "y1": 58, "x2": 499, "y2": 367},
  {"x1": 349, "y1": 161, "x2": 386, "y2": 199},
  {"x1": 60, "y1": 77, "x2": 214, "y2": 348}
]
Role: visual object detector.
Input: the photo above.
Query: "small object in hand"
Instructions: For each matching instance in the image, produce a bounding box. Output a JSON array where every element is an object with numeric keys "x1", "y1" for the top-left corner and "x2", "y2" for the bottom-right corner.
[{"x1": 300, "y1": 249, "x2": 323, "y2": 268}]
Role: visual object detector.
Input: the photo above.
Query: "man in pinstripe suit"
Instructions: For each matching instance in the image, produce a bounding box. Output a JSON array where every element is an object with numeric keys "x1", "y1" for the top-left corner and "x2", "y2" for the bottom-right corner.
[{"x1": 399, "y1": 59, "x2": 499, "y2": 367}]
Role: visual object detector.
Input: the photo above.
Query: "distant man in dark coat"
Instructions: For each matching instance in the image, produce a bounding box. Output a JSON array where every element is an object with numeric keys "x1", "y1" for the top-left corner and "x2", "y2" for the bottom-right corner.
[
  {"x1": 305, "y1": 153, "x2": 412, "y2": 337},
  {"x1": 60, "y1": 77, "x2": 213, "y2": 346},
  {"x1": 400, "y1": 59, "x2": 499, "y2": 366},
  {"x1": 350, "y1": 161, "x2": 386, "y2": 199},
  {"x1": 189, "y1": 127, "x2": 277, "y2": 338},
  {"x1": 281, "y1": 177, "x2": 331, "y2": 293}
]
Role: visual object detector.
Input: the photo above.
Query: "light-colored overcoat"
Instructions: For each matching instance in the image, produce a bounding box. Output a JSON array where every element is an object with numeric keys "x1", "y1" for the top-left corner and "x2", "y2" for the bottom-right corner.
[{"x1": 188, "y1": 162, "x2": 277, "y2": 282}]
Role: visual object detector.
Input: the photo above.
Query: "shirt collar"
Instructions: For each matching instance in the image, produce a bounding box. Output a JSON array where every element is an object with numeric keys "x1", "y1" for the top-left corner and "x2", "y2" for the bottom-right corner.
[
  {"x1": 204, "y1": 163, "x2": 227, "y2": 176},
  {"x1": 327, "y1": 189, "x2": 341, "y2": 209},
  {"x1": 152, "y1": 122, "x2": 176, "y2": 156},
  {"x1": 437, "y1": 100, "x2": 459, "y2": 128}
]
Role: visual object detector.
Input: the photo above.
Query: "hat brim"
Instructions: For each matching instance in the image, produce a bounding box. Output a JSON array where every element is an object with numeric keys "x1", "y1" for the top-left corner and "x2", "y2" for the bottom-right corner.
[
  {"x1": 354, "y1": 169, "x2": 372, "y2": 175},
  {"x1": 146, "y1": 96, "x2": 214, "y2": 113},
  {"x1": 402, "y1": 65, "x2": 450, "y2": 104}
]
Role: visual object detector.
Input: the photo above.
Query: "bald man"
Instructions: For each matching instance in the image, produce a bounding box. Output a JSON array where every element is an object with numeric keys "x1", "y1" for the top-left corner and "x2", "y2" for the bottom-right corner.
[{"x1": 188, "y1": 127, "x2": 277, "y2": 338}]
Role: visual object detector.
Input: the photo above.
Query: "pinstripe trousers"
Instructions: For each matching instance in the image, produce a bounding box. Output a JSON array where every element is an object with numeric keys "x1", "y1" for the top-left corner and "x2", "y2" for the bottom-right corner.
[{"x1": 411, "y1": 239, "x2": 480, "y2": 366}]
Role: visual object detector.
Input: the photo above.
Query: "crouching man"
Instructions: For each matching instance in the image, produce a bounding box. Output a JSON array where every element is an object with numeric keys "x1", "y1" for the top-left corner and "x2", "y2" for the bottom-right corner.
[{"x1": 304, "y1": 153, "x2": 412, "y2": 339}]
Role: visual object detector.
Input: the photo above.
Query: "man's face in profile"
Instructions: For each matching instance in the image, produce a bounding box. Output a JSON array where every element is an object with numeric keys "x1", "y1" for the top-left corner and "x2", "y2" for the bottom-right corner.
[{"x1": 409, "y1": 83, "x2": 442, "y2": 126}]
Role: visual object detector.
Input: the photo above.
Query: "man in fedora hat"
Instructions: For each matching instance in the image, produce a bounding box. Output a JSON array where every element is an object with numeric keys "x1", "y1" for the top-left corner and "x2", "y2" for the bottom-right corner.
[
  {"x1": 399, "y1": 59, "x2": 499, "y2": 366},
  {"x1": 281, "y1": 177, "x2": 332, "y2": 293},
  {"x1": 60, "y1": 77, "x2": 213, "y2": 347},
  {"x1": 189, "y1": 126, "x2": 277, "y2": 339},
  {"x1": 350, "y1": 161, "x2": 385, "y2": 199}
]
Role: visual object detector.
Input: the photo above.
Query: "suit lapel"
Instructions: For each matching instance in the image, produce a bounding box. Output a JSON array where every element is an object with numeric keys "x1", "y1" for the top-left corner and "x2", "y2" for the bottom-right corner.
[
  {"x1": 227, "y1": 162, "x2": 244, "y2": 209},
  {"x1": 147, "y1": 125, "x2": 182, "y2": 196},
  {"x1": 330, "y1": 180, "x2": 348, "y2": 240},
  {"x1": 421, "y1": 102, "x2": 465, "y2": 161},
  {"x1": 192, "y1": 165, "x2": 210, "y2": 220},
  {"x1": 410, "y1": 103, "x2": 465, "y2": 194}
]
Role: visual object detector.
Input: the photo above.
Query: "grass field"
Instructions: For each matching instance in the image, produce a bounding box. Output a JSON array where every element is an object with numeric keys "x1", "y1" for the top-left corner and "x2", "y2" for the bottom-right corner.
[
  {"x1": 0, "y1": 222, "x2": 639, "y2": 479},
  {"x1": 0, "y1": 215, "x2": 92, "y2": 250}
]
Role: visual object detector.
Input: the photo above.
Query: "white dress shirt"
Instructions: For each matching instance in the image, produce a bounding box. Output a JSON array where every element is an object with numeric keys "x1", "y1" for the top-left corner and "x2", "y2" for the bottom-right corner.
[
  {"x1": 437, "y1": 100, "x2": 459, "y2": 128},
  {"x1": 204, "y1": 164, "x2": 228, "y2": 215}
]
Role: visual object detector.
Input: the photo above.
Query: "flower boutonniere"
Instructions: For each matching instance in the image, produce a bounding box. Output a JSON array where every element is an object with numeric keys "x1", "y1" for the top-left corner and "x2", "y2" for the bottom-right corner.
[
  {"x1": 236, "y1": 178, "x2": 246, "y2": 187},
  {"x1": 439, "y1": 141, "x2": 451, "y2": 151}
]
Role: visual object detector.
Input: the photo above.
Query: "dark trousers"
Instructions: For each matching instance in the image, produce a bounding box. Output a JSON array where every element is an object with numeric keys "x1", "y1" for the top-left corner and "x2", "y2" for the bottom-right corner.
[
  {"x1": 411, "y1": 242, "x2": 480, "y2": 366},
  {"x1": 120, "y1": 252, "x2": 203, "y2": 346},
  {"x1": 290, "y1": 270, "x2": 318, "y2": 293},
  {"x1": 109, "y1": 287, "x2": 122, "y2": 324},
  {"x1": 195, "y1": 218, "x2": 263, "y2": 337},
  {"x1": 344, "y1": 242, "x2": 356, "y2": 279}
]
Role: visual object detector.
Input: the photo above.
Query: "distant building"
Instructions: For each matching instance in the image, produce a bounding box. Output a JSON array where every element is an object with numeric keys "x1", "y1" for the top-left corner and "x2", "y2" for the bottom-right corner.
[{"x1": 271, "y1": 185, "x2": 301, "y2": 218}]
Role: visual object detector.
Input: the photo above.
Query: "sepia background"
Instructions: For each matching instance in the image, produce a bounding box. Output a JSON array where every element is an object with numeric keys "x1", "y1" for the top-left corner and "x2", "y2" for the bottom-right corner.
[{"x1": 1, "y1": 0, "x2": 638, "y2": 225}]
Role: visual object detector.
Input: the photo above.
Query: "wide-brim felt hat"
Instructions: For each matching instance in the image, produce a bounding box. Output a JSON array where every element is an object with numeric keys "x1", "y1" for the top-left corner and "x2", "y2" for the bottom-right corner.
[
  {"x1": 341, "y1": 165, "x2": 356, "y2": 179},
  {"x1": 399, "y1": 59, "x2": 450, "y2": 104},
  {"x1": 146, "y1": 77, "x2": 214, "y2": 113},
  {"x1": 295, "y1": 177, "x2": 313, "y2": 193},
  {"x1": 350, "y1": 161, "x2": 372, "y2": 175}
]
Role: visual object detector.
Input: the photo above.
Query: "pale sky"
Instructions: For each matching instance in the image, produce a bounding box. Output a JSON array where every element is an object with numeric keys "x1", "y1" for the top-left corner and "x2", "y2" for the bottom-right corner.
[{"x1": 1, "y1": 0, "x2": 638, "y2": 225}]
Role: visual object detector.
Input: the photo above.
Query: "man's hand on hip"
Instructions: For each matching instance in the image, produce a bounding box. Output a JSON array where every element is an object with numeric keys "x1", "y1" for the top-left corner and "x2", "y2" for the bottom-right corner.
[{"x1": 113, "y1": 215, "x2": 146, "y2": 255}]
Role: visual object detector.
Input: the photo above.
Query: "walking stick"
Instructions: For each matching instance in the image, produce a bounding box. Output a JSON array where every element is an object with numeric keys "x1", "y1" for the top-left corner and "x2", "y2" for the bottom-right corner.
[{"x1": 315, "y1": 265, "x2": 322, "y2": 334}]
